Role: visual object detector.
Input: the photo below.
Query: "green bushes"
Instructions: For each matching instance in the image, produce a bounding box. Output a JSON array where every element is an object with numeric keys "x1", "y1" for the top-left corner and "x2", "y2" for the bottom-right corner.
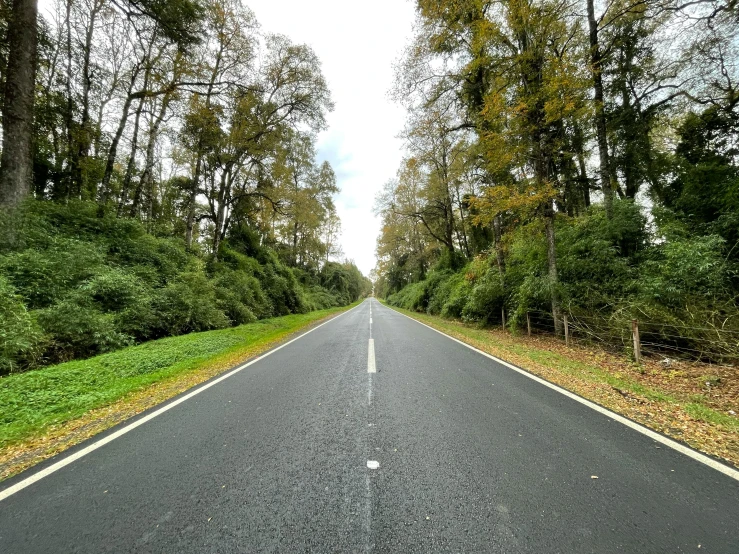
[
  {"x1": 386, "y1": 262, "x2": 504, "y2": 324},
  {"x1": 0, "y1": 240, "x2": 106, "y2": 309},
  {"x1": 213, "y1": 272, "x2": 260, "y2": 325},
  {"x1": 151, "y1": 272, "x2": 231, "y2": 337},
  {"x1": 0, "y1": 277, "x2": 42, "y2": 372},
  {"x1": 385, "y1": 199, "x2": 739, "y2": 361},
  {"x1": 640, "y1": 231, "x2": 731, "y2": 308},
  {"x1": 387, "y1": 280, "x2": 428, "y2": 312},
  {"x1": 0, "y1": 201, "x2": 368, "y2": 374},
  {"x1": 36, "y1": 301, "x2": 130, "y2": 360},
  {"x1": 302, "y1": 286, "x2": 341, "y2": 311},
  {"x1": 440, "y1": 273, "x2": 473, "y2": 318},
  {"x1": 461, "y1": 272, "x2": 504, "y2": 323}
]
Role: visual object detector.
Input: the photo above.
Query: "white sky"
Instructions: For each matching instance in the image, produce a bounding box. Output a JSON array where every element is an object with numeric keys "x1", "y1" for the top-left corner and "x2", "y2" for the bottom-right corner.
[{"x1": 246, "y1": 0, "x2": 416, "y2": 275}]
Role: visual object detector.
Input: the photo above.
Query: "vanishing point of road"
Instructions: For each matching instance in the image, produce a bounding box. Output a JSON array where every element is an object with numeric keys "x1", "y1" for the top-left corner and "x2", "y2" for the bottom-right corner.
[{"x1": 1, "y1": 299, "x2": 737, "y2": 552}]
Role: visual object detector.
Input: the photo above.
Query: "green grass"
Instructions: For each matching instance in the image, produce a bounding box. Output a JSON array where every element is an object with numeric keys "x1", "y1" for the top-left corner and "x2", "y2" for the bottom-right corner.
[
  {"x1": 0, "y1": 303, "x2": 357, "y2": 449},
  {"x1": 684, "y1": 403, "x2": 739, "y2": 428}
]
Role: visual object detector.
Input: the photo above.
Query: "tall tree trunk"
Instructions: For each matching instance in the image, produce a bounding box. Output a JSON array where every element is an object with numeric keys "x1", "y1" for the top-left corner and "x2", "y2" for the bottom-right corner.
[
  {"x1": 135, "y1": 90, "x2": 172, "y2": 218},
  {"x1": 42, "y1": 18, "x2": 64, "y2": 199},
  {"x1": 186, "y1": 47, "x2": 224, "y2": 250},
  {"x1": 63, "y1": 0, "x2": 76, "y2": 200},
  {"x1": 520, "y1": 27, "x2": 562, "y2": 334},
  {"x1": 0, "y1": 0, "x2": 37, "y2": 207},
  {"x1": 492, "y1": 213, "x2": 506, "y2": 286},
  {"x1": 185, "y1": 155, "x2": 202, "y2": 250},
  {"x1": 445, "y1": 214, "x2": 456, "y2": 262},
  {"x1": 454, "y1": 183, "x2": 471, "y2": 257},
  {"x1": 98, "y1": 93, "x2": 135, "y2": 211},
  {"x1": 587, "y1": 0, "x2": 615, "y2": 219},
  {"x1": 292, "y1": 219, "x2": 299, "y2": 266},
  {"x1": 543, "y1": 201, "x2": 562, "y2": 336},
  {"x1": 572, "y1": 122, "x2": 590, "y2": 208},
  {"x1": 618, "y1": 54, "x2": 640, "y2": 200},
  {"x1": 119, "y1": 97, "x2": 145, "y2": 216},
  {"x1": 72, "y1": 0, "x2": 101, "y2": 196},
  {"x1": 211, "y1": 167, "x2": 231, "y2": 259},
  {"x1": 561, "y1": 156, "x2": 577, "y2": 216},
  {"x1": 443, "y1": 186, "x2": 456, "y2": 265}
]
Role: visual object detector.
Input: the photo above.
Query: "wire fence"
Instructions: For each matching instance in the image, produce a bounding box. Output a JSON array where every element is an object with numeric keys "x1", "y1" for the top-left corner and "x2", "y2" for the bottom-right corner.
[{"x1": 516, "y1": 309, "x2": 739, "y2": 365}]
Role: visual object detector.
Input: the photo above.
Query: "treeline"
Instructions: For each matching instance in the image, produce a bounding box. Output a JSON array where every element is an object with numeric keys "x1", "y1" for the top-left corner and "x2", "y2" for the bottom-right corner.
[
  {"x1": 376, "y1": 0, "x2": 739, "y2": 361},
  {"x1": 0, "y1": 0, "x2": 371, "y2": 373}
]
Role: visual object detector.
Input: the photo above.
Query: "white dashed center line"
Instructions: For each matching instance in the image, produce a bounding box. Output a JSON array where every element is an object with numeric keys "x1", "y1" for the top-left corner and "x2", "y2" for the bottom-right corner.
[{"x1": 367, "y1": 339, "x2": 376, "y2": 373}]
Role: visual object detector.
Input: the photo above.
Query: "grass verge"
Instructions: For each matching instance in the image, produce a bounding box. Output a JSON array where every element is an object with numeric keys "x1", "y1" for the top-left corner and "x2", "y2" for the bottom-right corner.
[
  {"x1": 0, "y1": 303, "x2": 358, "y2": 480},
  {"x1": 385, "y1": 303, "x2": 739, "y2": 469}
]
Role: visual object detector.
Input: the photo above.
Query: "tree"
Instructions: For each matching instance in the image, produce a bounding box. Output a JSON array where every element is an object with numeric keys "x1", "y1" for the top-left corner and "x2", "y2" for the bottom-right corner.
[
  {"x1": 400, "y1": 0, "x2": 589, "y2": 333},
  {"x1": 182, "y1": 0, "x2": 257, "y2": 250},
  {"x1": 401, "y1": 108, "x2": 469, "y2": 265},
  {"x1": 586, "y1": 0, "x2": 616, "y2": 218},
  {"x1": 0, "y1": 0, "x2": 366, "y2": 375},
  {"x1": 0, "y1": 0, "x2": 205, "y2": 208},
  {"x1": 374, "y1": 166, "x2": 434, "y2": 292},
  {"x1": 0, "y1": 0, "x2": 37, "y2": 207}
]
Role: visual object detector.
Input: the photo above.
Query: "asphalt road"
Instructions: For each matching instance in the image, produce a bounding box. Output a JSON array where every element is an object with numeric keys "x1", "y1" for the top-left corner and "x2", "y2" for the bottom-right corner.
[{"x1": 1, "y1": 298, "x2": 738, "y2": 553}]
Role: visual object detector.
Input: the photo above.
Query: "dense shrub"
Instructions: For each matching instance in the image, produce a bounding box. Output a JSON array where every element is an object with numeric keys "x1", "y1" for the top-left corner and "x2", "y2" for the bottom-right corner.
[
  {"x1": 0, "y1": 202, "x2": 369, "y2": 374},
  {"x1": 81, "y1": 267, "x2": 149, "y2": 313},
  {"x1": 0, "y1": 240, "x2": 106, "y2": 308},
  {"x1": 640, "y1": 232, "x2": 730, "y2": 308},
  {"x1": 462, "y1": 272, "x2": 505, "y2": 323},
  {"x1": 423, "y1": 269, "x2": 455, "y2": 315},
  {"x1": 213, "y1": 271, "x2": 262, "y2": 325},
  {"x1": 302, "y1": 286, "x2": 341, "y2": 311},
  {"x1": 36, "y1": 301, "x2": 130, "y2": 361},
  {"x1": 387, "y1": 280, "x2": 428, "y2": 312},
  {"x1": 151, "y1": 273, "x2": 230, "y2": 337},
  {"x1": 440, "y1": 273, "x2": 473, "y2": 319},
  {"x1": 0, "y1": 277, "x2": 42, "y2": 372},
  {"x1": 385, "y1": 199, "x2": 739, "y2": 361}
]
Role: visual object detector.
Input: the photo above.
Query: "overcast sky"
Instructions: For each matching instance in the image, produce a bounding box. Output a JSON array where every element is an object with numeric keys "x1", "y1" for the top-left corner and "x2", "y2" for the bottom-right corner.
[{"x1": 246, "y1": 0, "x2": 416, "y2": 275}]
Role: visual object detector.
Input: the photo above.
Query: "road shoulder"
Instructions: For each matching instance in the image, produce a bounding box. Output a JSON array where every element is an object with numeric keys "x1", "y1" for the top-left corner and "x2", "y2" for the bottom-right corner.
[{"x1": 382, "y1": 302, "x2": 739, "y2": 471}]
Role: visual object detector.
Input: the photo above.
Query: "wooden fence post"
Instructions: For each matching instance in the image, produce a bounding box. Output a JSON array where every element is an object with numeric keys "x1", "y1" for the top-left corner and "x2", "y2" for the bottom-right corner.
[
  {"x1": 632, "y1": 319, "x2": 641, "y2": 364},
  {"x1": 527, "y1": 313, "x2": 531, "y2": 336},
  {"x1": 564, "y1": 314, "x2": 570, "y2": 347}
]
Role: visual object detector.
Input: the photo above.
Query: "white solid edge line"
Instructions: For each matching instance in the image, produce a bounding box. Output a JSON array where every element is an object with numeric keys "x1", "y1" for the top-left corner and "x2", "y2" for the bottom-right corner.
[
  {"x1": 368, "y1": 339, "x2": 376, "y2": 374},
  {"x1": 0, "y1": 301, "x2": 367, "y2": 502},
  {"x1": 383, "y1": 303, "x2": 739, "y2": 482}
]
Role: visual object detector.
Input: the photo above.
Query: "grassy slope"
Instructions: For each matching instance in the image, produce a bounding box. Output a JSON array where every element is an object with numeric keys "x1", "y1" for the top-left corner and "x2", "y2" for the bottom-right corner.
[
  {"x1": 0, "y1": 304, "x2": 357, "y2": 452},
  {"x1": 385, "y1": 303, "x2": 739, "y2": 468}
]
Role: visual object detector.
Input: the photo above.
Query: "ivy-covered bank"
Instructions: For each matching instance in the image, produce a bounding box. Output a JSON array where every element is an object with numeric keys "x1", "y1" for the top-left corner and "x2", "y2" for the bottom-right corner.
[{"x1": 0, "y1": 202, "x2": 370, "y2": 374}]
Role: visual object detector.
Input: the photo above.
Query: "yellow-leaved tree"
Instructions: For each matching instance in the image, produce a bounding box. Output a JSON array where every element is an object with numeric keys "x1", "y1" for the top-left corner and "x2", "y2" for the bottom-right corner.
[{"x1": 416, "y1": 0, "x2": 589, "y2": 334}]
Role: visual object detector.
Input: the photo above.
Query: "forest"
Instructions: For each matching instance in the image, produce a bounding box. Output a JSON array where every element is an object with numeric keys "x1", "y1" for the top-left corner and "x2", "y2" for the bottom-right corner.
[
  {"x1": 0, "y1": 0, "x2": 370, "y2": 374},
  {"x1": 376, "y1": 0, "x2": 739, "y2": 363}
]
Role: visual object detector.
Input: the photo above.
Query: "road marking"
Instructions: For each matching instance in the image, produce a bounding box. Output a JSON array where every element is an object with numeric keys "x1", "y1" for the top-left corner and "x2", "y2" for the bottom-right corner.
[
  {"x1": 0, "y1": 301, "x2": 367, "y2": 502},
  {"x1": 367, "y1": 339, "x2": 376, "y2": 373},
  {"x1": 383, "y1": 303, "x2": 739, "y2": 482},
  {"x1": 370, "y1": 318, "x2": 373, "y2": 324},
  {"x1": 367, "y1": 460, "x2": 379, "y2": 469}
]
